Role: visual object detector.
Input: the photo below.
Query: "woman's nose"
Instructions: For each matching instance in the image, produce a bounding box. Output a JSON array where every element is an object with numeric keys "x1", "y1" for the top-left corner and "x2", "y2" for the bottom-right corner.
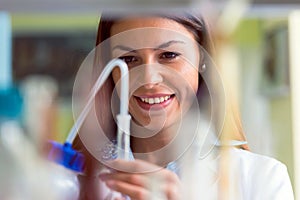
[{"x1": 140, "y1": 59, "x2": 163, "y2": 89}]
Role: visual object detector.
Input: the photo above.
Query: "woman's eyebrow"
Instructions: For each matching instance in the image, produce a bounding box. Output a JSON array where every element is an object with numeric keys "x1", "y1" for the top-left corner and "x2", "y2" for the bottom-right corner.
[
  {"x1": 156, "y1": 40, "x2": 185, "y2": 49},
  {"x1": 112, "y1": 40, "x2": 185, "y2": 52},
  {"x1": 112, "y1": 45, "x2": 136, "y2": 52}
]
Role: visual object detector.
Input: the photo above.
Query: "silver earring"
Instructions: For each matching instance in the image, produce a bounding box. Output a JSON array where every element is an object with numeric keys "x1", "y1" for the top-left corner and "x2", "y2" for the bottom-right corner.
[{"x1": 200, "y1": 64, "x2": 206, "y2": 73}]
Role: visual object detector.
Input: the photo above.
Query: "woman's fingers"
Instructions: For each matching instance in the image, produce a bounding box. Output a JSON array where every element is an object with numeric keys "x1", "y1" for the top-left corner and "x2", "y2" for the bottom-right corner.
[
  {"x1": 101, "y1": 159, "x2": 179, "y2": 187},
  {"x1": 106, "y1": 159, "x2": 163, "y2": 173},
  {"x1": 99, "y1": 159, "x2": 182, "y2": 200},
  {"x1": 104, "y1": 178, "x2": 151, "y2": 200},
  {"x1": 100, "y1": 172, "x2": 147, "y2": 187},
  {"x1": 102, "y1": 174, "x2": 181, "y2": 200},
  {"x1": 161, "y1": 181, "x2": 182, "y2": 200}
]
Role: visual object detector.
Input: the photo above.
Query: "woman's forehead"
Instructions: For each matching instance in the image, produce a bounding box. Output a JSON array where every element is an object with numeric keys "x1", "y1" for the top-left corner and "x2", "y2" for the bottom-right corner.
[
  {"x1": 111, "y1": 17, "x2": 186, "y2": 33},
  {"x1": 109, "y1": 17, "x2": 197, "y2": 51}
]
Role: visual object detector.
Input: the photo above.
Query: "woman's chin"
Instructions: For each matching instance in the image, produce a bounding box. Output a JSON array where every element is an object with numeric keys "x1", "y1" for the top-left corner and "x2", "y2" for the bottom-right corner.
[{"x1": 132, "y1": 117, "x2": 166, "y2": 132}]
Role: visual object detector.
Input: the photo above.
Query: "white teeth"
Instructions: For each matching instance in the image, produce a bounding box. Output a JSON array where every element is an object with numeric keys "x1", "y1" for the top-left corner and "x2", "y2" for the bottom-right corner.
[
  {"x1": 140, "y1": 95, "x2": 171, "y2": 104},
  {"x1": 154, "y1": 97, "x2": 160, "y2": 103},
  {"x1": 149, "y1": 98, "x2": 154, "y2": 104}
]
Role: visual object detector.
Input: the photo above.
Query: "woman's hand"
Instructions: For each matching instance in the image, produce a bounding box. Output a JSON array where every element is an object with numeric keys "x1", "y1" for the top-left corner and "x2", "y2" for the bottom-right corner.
[{"x1": 99, "y1": 159, "x2": 182, "y2": 200}]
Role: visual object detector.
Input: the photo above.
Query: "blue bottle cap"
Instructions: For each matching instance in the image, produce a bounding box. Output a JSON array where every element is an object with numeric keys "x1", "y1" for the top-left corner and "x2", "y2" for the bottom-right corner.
[
  {"x1": 47, "y1": 141, "x2": 85, "y2": 173},
  {"x1": 0, "y1": 87, "x2": 23, "y2": 119}
]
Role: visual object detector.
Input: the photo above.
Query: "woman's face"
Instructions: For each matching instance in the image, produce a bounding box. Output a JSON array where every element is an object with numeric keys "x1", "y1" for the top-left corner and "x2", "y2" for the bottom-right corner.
[{"x1": 110, "y1": 17, "x2": 200, "y2": 132}]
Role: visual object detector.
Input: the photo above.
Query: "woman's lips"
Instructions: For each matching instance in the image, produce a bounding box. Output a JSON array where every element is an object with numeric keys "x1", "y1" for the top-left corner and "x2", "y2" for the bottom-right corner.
[{"x1": 134, "y1": 94, "x2": 175, "y2": 111}]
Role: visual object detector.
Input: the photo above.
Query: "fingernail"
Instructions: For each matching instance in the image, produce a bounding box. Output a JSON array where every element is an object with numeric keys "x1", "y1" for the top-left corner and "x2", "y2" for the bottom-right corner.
[
  {"x1": 106, "y1": 180, "x2": 115, "y2": 188},
  {"x1": 99, "y1": 173, "x2": 108, "y2": 180}
]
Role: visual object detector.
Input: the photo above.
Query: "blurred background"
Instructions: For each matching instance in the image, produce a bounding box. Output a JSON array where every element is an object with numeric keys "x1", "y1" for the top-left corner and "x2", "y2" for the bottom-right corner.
[{"x1": 1, "y1": 0, "x2": 300, "y2": 199}]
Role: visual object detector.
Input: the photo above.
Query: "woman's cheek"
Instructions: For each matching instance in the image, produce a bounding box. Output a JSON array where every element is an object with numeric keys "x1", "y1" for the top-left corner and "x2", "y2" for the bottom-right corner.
[{"x1": 180, "y1": 65, "x2": 199, "y2": 93}]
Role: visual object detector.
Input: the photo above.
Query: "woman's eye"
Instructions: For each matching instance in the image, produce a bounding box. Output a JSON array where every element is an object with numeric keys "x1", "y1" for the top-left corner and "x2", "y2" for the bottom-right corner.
[
  {"x1": 160, "y1": 52, "x2": 180, "y2": 60},
  {"x1": 119, "y1": 56, "x2": 138, "y2": 64}
]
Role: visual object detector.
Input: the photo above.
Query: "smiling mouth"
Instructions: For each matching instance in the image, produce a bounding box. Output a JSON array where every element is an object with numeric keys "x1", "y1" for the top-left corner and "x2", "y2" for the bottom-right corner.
[
  {"x1": 140, "y1": 95, "x2": 174, "y2": 104},
  {"x1": 134, "y1": 94, "x2": 175, "y2": 110}
]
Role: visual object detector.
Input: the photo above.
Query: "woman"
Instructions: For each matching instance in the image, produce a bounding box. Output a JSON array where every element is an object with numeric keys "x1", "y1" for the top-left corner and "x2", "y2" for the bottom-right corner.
[{"x1": 74, "y1": 12, "x2": 294, "y2": 200}]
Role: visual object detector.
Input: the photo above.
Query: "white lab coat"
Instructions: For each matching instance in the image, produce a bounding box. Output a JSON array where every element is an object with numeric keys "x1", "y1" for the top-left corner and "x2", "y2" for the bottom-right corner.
[
  {"x1": 230, "y1": 148, "x2": 294, "y2": 200},
  {"x1": 179, "y1": 146, "x2": 294, "y2": 200}
]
